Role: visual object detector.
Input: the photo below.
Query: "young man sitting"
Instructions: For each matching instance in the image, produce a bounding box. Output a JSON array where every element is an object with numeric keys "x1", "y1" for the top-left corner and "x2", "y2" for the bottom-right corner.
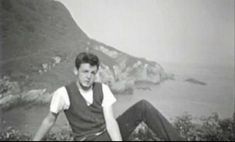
[{"x1": 33, "y1": 52, "x2": 184, "y2": 141}]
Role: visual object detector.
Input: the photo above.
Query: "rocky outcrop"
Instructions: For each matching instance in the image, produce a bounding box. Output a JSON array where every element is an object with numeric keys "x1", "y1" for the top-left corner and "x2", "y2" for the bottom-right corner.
[
  {"x1": 95, "y1": 55, "x2": 164, "y2": 94},
  {"x1": 0, "y1": 76, "x2": 52, "y2": 110},
  {"x1": 185, "y1": 78, "x2": 207, "y2": 86}
]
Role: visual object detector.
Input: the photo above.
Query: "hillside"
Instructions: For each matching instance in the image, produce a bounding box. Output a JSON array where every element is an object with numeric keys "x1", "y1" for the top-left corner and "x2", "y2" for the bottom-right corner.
[{"x1": 0, "y1": 0, "x2": 167, "y2": 110}]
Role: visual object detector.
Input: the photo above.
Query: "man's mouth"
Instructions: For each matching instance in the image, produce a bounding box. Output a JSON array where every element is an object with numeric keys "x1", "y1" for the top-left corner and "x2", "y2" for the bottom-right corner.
[{"x1": 84, "y1": 81, "x2": 90, "y2": 84}]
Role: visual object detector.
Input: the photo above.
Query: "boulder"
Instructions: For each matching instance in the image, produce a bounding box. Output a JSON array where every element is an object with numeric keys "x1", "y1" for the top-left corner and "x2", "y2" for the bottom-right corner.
[
  {"x1": 52, "y1": 56, "x2": 61, "y2": 64},
  {"x1": 21, "y1": 89, "x2": 47, "y2": 102}
]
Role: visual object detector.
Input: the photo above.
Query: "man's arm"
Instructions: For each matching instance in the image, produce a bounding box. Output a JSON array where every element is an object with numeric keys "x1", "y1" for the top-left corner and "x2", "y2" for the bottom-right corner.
[
  {"x1": 32, "y1": 111, "x2": 59, "y2": 141},
  {"x1": 103, "y1": 105, "x2": 122, "y2": 141}
]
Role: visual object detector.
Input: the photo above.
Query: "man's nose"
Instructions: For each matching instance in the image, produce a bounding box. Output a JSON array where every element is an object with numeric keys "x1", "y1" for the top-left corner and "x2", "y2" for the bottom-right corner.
[{"x1": 86, "y1": 72, "x2": 92, "y2": 79}]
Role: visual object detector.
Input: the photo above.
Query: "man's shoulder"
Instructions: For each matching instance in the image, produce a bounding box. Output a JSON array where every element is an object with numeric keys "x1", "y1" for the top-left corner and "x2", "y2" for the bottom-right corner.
[{"x1": 53, "y1": 86, "x2": 68, "y2": 96}]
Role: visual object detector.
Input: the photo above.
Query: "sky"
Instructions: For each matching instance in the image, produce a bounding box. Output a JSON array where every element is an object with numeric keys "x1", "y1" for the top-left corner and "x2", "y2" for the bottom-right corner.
[{"x1": 57, "y1": 0, "x2": 234, "y2": 66}]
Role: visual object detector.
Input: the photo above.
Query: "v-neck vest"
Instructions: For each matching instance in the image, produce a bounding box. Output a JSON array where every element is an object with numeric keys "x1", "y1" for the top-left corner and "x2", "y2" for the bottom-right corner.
[{"x1": 64, "y1": 82, "x2": 106, "y2": 140}]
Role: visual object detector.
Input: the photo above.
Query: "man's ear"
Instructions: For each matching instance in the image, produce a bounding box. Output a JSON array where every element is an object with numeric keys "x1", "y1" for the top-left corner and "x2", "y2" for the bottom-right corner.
[{"x1": 73, "y1": 67, "x2": 78, "y2": 75}]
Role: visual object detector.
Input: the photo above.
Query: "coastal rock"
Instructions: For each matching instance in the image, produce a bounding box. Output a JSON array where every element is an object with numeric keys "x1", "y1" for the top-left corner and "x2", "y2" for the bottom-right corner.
[
  {"x1": 0, "y1": 94, "x2": 20, "y2": 110},
  {"x1": 185, "y1": 78, "x2": 207, "y2": 86},
  {"x1": 52, "y1": 56, "x2": 61, "y2": 64},
  {"x1": 110, "y1": 80, "x2": 135, "y2": 94},
  {"x1": 21, "y1": 89, "x2": 47, "y2": 102},
  {"x1": 0, "y1": 88, "x2": 51, "y2": 111}
]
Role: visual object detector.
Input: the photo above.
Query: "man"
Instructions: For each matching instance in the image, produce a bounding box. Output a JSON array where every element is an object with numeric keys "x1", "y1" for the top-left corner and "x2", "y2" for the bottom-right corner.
[{"x1": 33, "y1": 52, "x2": 184, "y2": 141}]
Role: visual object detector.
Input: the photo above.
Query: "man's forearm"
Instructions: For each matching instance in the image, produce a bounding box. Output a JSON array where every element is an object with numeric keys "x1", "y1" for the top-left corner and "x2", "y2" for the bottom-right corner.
[
  {"x1": 33, "y1": 118, "x2": 55, "y2": 141},
  {"x1": 106, "y1": 119, "x2": 122, "y2": 141}
]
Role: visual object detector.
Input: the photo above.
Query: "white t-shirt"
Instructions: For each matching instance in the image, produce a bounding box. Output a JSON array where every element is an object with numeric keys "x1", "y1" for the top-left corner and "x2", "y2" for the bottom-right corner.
[{"x1": 50, "y1": 84, "x2": 116, "y2": 114}]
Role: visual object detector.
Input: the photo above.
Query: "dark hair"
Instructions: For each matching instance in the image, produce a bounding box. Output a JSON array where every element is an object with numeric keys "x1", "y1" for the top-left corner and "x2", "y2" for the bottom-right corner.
[{"x1": 75, "y1": 52, "x2": 100, "y2": 70}]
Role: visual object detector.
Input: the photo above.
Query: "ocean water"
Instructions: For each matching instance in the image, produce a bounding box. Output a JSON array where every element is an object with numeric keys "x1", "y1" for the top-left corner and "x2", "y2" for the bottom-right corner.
[
  {"x1": 114, "y1": 63, "x2": 234, "y2": 122},
  {"x1": 1, "y1": 63, "x2": 234, "y2": 134}
]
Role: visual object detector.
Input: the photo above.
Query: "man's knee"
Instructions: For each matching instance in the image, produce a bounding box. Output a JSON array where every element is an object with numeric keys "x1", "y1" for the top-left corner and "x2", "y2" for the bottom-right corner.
[
  {"x1": 136, "y1": 99, "x2": 154, "y2": 110},
  {"x1": 139, "y1": 99, "x2": 151, "y2": 105}
]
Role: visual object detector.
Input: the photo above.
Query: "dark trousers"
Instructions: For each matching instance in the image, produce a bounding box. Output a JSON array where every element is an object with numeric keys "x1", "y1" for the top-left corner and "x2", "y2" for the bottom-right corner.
[{"x1": 91, "y1": 100, "x2": 184, "y2": 141}]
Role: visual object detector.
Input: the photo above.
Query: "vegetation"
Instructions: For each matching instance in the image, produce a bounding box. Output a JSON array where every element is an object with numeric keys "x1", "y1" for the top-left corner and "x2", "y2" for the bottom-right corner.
[
  {"x1": 0, "y1": 112, "x2": 233, "y2": 141},
  {"x1": 173, "y1": 112, "x2": 234, "y2": 141}
]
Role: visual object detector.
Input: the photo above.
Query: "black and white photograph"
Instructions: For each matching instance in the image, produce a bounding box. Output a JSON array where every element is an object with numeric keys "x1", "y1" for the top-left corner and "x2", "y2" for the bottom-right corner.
[{"x1": 0, "y1": 0, "x2": 234, "y2": 141}]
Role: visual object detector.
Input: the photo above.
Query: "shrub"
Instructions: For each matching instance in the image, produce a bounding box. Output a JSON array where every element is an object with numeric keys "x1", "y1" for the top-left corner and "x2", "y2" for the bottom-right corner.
[
  {"x1": 0, "y1": 126, "x2": 73, "y2": 141},
  {"x1": 173, "y1": 112, "x2": 198, "y2": 141},
  {"x1": 43, "y1": 130, "x2": 73, "y2": 141},
  {"x1": 0, "y1": 126, "x2": 31, "y2": 141},
  {"x1": 128, "y1": 122, "x2": 161, "y2": 141},
  {"x1": 173, "y1": 112, "x2": 234, "y2": 141}
]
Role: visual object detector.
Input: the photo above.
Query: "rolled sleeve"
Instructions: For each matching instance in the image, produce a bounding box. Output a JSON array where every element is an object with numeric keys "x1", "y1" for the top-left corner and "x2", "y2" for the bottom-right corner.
[
  {"x1": 50, "y1": 87, "x2": 70, "y2": 114},
  {"x1": 102, "y1": 84, "x2": 117, "y2": 107}
]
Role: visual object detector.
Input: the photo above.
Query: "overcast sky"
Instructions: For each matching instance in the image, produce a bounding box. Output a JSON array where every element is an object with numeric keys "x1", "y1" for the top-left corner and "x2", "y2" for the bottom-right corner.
[{"x1": 57, "y1": 0, "x2": 234, "y2": 66}]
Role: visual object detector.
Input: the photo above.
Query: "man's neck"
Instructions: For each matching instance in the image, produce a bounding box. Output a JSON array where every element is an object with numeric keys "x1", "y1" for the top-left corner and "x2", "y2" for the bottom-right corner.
[{"x1": 76, "y1": 81, "x2": 92, "y2": 92}]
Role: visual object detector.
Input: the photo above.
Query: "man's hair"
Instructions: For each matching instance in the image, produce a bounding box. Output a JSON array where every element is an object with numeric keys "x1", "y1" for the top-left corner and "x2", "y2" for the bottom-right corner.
[{"x1": 75, "y1": 52, "x2": 100, "y2": 70}]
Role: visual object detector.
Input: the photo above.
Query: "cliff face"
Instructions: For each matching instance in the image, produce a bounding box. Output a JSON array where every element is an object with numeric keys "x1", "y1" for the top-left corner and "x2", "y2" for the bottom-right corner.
[{"x1": 0, "y1": 0, "x2": 165, "y2": 96}]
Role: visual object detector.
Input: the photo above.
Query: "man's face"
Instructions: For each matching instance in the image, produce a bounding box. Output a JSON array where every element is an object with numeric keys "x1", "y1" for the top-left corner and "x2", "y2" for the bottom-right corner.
[{"x1": 76, "y1": 63, "x2": 98, "y2": 90}]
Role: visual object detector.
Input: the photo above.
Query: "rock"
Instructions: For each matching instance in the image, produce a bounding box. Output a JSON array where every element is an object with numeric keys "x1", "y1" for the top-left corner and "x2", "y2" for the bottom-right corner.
[
  {"x1": 21, "y1": 89, "x2": 47, "y2": 102},
  {"x1": 42, "y1": 63, "x2": 48, "y2": 69},
  {"x1": 36, "y1": 92, "x2": 52, "y2": 104},
  {"x1": 52, "y1": 56, "x2": 61, "y2": 64},
  {"x1": 42, "y1": 63, "x2": 48, "y2": 72},
  {"x1": 185, "y1": 78, "x2": 207, "y2": 86},
  {"x1": 38, "y1": 69, "x2": 43, "y2": 74},
  {"x1": 0, "y1": 88, "x2": 50, "y2": 111},
  {"x1": 98, "y1": 45, "x2": 119, "y2": 58},
  {"x1": 0, "y1": 95, "x2": 21, "y2": 110},
  {"x1": 111, "y1": 80, "x2": 134, "y2": 94},
  {"x1": 96, "y1": 64, "x2": 115, "y2": 84}
]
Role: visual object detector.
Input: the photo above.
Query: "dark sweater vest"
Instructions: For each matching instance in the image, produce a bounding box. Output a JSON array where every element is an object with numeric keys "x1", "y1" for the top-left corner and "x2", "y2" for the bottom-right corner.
[{"x1": 64, "y1": 82, "x2": 106, "y2": 140}]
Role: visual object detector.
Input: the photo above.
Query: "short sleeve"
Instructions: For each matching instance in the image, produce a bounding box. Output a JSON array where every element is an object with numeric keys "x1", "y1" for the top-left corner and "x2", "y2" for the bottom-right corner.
[
  {"x1": 50, "y1": 86, "x2": 70, "y2": 114},
  {"x1": 101, "y1": 84, "x2": 117, "y2": 107}
]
